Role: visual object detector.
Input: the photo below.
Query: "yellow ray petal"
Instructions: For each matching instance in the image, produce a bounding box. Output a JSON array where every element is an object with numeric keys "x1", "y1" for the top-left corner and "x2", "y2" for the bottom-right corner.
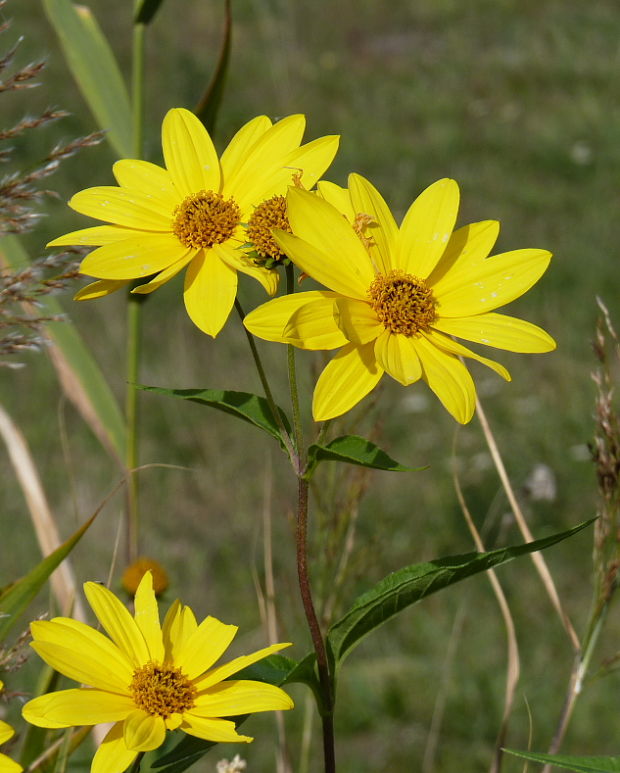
[
  {"x1": 423, "y1": 329, "x2": 511, "y2": 381},
  {"x1": 192, "y1": 680, "x2": 293, "y2": 717},
  {"x1": 80, "y1": 234, "x2": 190, "y2": 280},
  {"x1": 112, "y1": 160, "x2": 178, "y2": 208},
  {"x1": 244, "y1": 291, "x2": 341, "y2": 345},
  {"x1": 175, "y1": 616, "x2": 237, "y2": 680},
  {"x1": 436, "y1": 249, "x2": 552, "y2": 317},
  {"x1": 47, "y1": 225, "x2": 146, "y2": 248},
  {"x1": 0, "y1": 752, "x2": 21, "y2": 773},
  {"x1": 432, "y1": 312, "x2": 556, "y2": 353},
  {"x1": 413, "y1": 335, "x2": 476, "y2": 424},
  {"x1": 74, "y1": 279, "x2": 129, "y2": 301},
  {"x1": 316, "y1": 180, "x2": 355, "y2": 221},
  {"x1": 70, "y1": 187, "x2": 173, "y2": 230},
  {"x1": 84, "y1": 581, "x2": 149, "y2": 667},
  {"x1": 395, "y1": 178, "x2": 460, "y2": 278},
  {"x1": 123, "y1": 710, "x2": 166, "y2": 752},
  {"x1": 426, "y1": 220, "x2": 500, "y2": 288},
  {"x1": 312, "y1": 342, "x2": 384, "y2": 421},
  {"x1": 333, "y1": 297, "x2": 382, "y2": 345},
  {"x1": 181, "y1": 715, "x2": 252, "y2": 744},
  {"x1": 192, "y1": 643, "x2": 291, "y2": 692},
  {"x1": 31, "y1": 617, "x2": 133, "y2": 689},
  {"x1": 220, "y1": 115, "x2": 273, "y2": 183},
  {"x1": 162, "y1": 602, "x2": 198, "y2": 666},
  {"x1": 284, "y1": 298, "x2": 349, "y2": 349},
  {"x1": 348, "y1": 173, "x2": 398, "y2": 274},
  {"x1": 183, "y1": 251, "x2": 237, "y2": 337},
  {"x1": 283, "y1": 135, "x2": 339, "y2": 189},
  {"x1": 133, "y1": 573, "x2": 164, "y2": 663},
  {"x1": 0, "y1": 722, "x2": 13, "y2": 745},
  {"x1": 22, "y1": 689, "x2": 134, "y2": 728},
  {"x1": 29, "y1": 641, "x2": 128, "y2": 694},
  {"x1": 213, "y1": 243, "x2": 278, "y2": 296},
  {"x1": 374, "y1": 330, "x2": 422, "y2": 386},
  {"x1": 92, "y1": 722, "x2": 138, "y2": 773},
  {"x1": 131, "y1": 251, "x2": 195, "y2": 295},
  {"x1": 284, "y1": 187, "x2": 374, "y2": 295},
  {"x1": 161, "y1": 108, "x2": 220, "y2": 196}
]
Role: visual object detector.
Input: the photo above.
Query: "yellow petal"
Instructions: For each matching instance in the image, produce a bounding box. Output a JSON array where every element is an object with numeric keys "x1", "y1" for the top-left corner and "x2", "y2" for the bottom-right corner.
[
  {"x1": 80, "y1": 234, "x2": 190, "y2": 280},
  {"x1": 348, "y1": 173, "x2": 398, "y2": 274},
  {"x1": 436, "y1": 249, "x2": 552, "y2": 317},
  {"x1": 395, "y1": 178, "x2": 460, "y2": 277},
  {"x1": 74, "y1": 279, "x2": 129, "y2": 301},
  {"x1": 123, "y1": 710, "x2": 166, "y2": 752},
  {"x1": 131, "y1": 251, "x2": 195, "y2": 295},
  {"x1": 424, "y1": 329, "x2": 511, "y2": 381},
  {"x1": 22, "y1": 689, "x2": 134, "y2": 728},
  {"x1": 334, "y1": 297, "x2": 382, "y2": 345},
  {"x1": 92, "y1": 722, "x2": 137, "y2": 773},
  {"x1": 47, "y1": 225, "x2": 145, "y2": 247},
  {"x1": 162, "y1": 602, "x2": 198, "y2": 665},
  {"x1": 175, "y1": 616, "x2": 237, "y2": 680},
  {"x1": 31, "y1": 617, "x2": 133, "y2": 688},
  {"x1": 181, "y1": 715, "x2": 252, "y2": 744},
  {"x1": 283, "y1": 187, "x2": 374, "y2": 295},
  {"x1": 312, "y1": 342, "x2": 384, "y2": 421},
  {"x1": 112, "y1": 159, "x2": 178, "y2": 208},
  {"x1": 84, "y1": 581, "x2": 149, "y2": 667},
  {"x1": 220, "y1": 115, "x2": 273, "y2": 184},
  {"x1": 244, "y1": 292, "x2": 342, "y2": 348},
  {"x1": 192, "y1": 643, "x2": 291, "y2": 692},
  {"x1": 0, "y1": 753, "x2": 22, "y2": 773},
  {"x1": 214, "y1": 243, "x2": 278, "y2": 296},
  {"x1": 426, "y1": 220, "x2": 500, "y2": 287},
  {"x1": 70, "y1": 187, "x2": 173, "y2": 230},
  {"x1": 133, "y1": 573, "x2": 164, "y2": 663},
  {"x1": 316, "y1": 180, "x2": 355, "y2": 221},
  {"x1": 0, "y1": 722, "x2": 13, "y2": 745},
  {"x1": 165, "y1": 713, "x2": 183, "y2": 730},
  {"x1": 183, "y1": 251, "x2": 237, "y2": 337},
  {"x1": 374, "y1": 330, "x2": 422, "y2": 386},
  {"x1": 413, "y1": 335, "x2": 476, "y2": 424},
  {"x1": 432, "y1": 312, "x2": 556, "y2": 353},
  {"x1": 284, "y1": 299, "x2": 349, "y2": 350},
  {"x1": 161, "y1": 108, "x2": 220, "y2": 196},
  {"x1": 192, "y1": 680, "x2": 293, "y2": 716}
]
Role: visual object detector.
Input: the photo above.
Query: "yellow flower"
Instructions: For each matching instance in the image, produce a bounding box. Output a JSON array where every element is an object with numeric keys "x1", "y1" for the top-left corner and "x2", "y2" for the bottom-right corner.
[
  {"x1": 244, "y1": 175, "x2": 555, "y2": 423},
  {"x1": 0, "y1": 720, "x2": 22, "y2": 773},
  {"x1": 49, "y1": 108, "x2": 339, "y2": 336},
  {"x1": 22, "y1": 573, "x2": 293, "y2": 773}
]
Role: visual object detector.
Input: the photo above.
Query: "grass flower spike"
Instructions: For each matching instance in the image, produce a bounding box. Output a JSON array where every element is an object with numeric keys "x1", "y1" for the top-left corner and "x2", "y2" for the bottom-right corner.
[
  {"x1": 244, "y1": 175, "x2": 555, "y2": 423},
  {"x1": 22, "y1": 573, "x2": 293, "y2": 773},
  {"x1": 0, "y1": 720, "x2": 22, "y2": 773},
  {"x1": 48, "y1": 108, "x2": 339, "y2": 336}
]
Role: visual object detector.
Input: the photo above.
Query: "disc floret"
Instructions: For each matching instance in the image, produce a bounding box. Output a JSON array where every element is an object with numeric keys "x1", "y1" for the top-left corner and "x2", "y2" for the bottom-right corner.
[
  {"x1": 246, "y1": 195, "x2": 292, "y2": 267},
  {"x1": 368, "y1": 269, "x2": 437, "y2": 336},
  {"x1": 130, "y1": 662, "x2": 197, "y2": 719},
  {"x1": 172, "y1": 190, "x2": 241, "y2": 249}
]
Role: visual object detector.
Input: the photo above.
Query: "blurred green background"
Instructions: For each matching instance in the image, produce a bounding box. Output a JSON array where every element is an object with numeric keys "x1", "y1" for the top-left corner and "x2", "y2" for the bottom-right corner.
[{"x1": 1, "y1": 0, "x2": 619, "y2": 771}]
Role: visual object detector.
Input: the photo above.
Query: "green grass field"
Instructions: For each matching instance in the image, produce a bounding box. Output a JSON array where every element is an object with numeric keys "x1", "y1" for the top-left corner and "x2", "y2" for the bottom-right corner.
[{"x1": 2, "y1": 1, "x2": 620, "y2": 771}]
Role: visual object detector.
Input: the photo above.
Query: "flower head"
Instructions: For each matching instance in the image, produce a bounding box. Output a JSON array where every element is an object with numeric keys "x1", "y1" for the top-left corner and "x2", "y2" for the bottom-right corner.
[
  {"x1": 244, "y1": 175, "x2": 555, "y2": 423},
  {"x1": 49, "y1": 108, "x2": 339, "y2": 336},
  {"x1": 0, "y1": 720, "x2": 22, "y2": 773},
  {"x1": 22, "y1": 573, "x2": 293, "y2": 773}
]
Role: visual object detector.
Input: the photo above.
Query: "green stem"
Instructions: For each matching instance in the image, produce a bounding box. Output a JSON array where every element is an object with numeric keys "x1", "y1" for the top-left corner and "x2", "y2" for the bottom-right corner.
[{"x1": 128, "y1": 752, "x2": 145, "y2": 773}]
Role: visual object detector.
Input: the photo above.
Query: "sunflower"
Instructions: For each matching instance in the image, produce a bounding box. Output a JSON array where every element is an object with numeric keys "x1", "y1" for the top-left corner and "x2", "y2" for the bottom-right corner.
[
  {"x1": 22, "y1": 573, "x2": 293, "y2": 773},
  {"x1": 48, "y1": 108, "x2": 339, "y2": 336},
  {"x1": 0, "y1": 720, "x2": 22, "y2": 773},
  {"x1": 244, "y1": 175, "x2": 555, "y2": 423}
]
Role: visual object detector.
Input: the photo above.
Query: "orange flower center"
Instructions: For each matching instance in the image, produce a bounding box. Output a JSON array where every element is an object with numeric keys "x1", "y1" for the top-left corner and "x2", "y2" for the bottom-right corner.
[
  {"x1": 246, "y1": 195, "x2": 291, "y2": 261},
  {"x1": 368, "y1": 270, "x2": 437, "y2": 336},
  {"x1": 130, "y1": 662, "x2": 196, "y2": 718},
  {"x1": 172, "y1": 190, "x2": 240, "y2": 249}
]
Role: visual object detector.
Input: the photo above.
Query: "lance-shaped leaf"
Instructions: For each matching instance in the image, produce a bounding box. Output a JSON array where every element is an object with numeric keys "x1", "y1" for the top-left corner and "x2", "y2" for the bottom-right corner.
[
  {"x1": 43, "y1": 0, "x2": 132, "y2": 157},
  {"x1": 504, "y1": 750, "x2": 620, "y2": 771},
  {"x1": 327, "y1": 519, "x2": 594, "y2": 669},
  {"x1": 0, "y1": 513, "x2": 96, "y2": 641},
  {"x1": 140, "y1": 386, "x2": 292, "y2": 451},
  {"x1": 194, "y1": 0, "x2": 232, "y2": 134},
  {"x1": 305, "y1": 434, "x2": 420, "y2": 478}
]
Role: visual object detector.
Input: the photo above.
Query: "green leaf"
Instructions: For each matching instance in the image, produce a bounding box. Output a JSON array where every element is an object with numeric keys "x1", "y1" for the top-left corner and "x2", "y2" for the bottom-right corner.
[
  {"x1": 194, "y1": 0, "x2": 232, "y2": 134},
  {"x1": 306, "y1": 434, "x2": 420, "y2": 477},
  {"x1": 134, "y1": 0, "x2": 166, "y2": 24},
  {"x1": 503, "y1": 750, "x2": 620, "y2": 772},
  {"x1": 0, "y1": 236, "x2": 126, "y2": 461},
  {"x1": 42, "y1": 0, "x2": 132, "y2": 157},
  {"x1": 0, "y1": 513, "x2": 96, "y2": 641},
  {"x1": 327, "y1": 519, "x2": 594, "y2": 670},
  {"x1": 140, "y1": 386, "x2": 292, "y2": 451}
]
